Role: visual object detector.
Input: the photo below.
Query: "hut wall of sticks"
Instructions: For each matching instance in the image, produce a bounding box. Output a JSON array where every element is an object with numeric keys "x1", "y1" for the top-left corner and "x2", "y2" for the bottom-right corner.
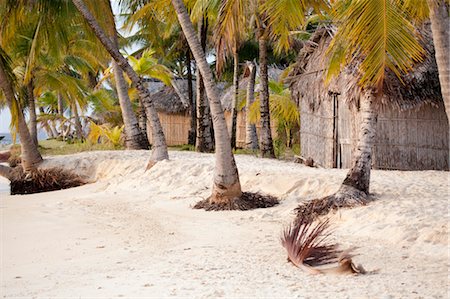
[
  {"x1": 289, "y1": 27, "x2": 449, "y2": 170},
  {"x1": 146, "y1": 80, "x2": 191, "y2": 146}
]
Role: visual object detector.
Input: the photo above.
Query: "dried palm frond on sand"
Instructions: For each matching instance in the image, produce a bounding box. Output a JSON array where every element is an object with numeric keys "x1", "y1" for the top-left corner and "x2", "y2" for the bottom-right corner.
[
  {"x1": 9, "y1": 167, "x2": 86, "y2": 195},
  {"x1": 281, "y1": 217, "x2": 366, "y2": 275}
]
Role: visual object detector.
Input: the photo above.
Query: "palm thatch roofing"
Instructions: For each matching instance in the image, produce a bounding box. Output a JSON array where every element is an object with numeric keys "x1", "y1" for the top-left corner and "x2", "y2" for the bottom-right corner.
[
  {"x1": 288, "y1": 25, "x2": 443, "y2": 111},
  {"x1": 146, "y1": 79, "x2": 228, "y2": 114},
  {"x1": 146, "y1": 80, "x2": 191, "y2": 114}
]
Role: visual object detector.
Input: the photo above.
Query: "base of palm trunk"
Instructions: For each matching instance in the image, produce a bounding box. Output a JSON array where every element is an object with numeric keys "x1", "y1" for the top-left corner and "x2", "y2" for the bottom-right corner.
[
  {"x1": 193, "y1": 192, "x2": 279, "y2": 211},
  {"x1": 295, "y1": 184, "x2": 371, "y2": 223},
  {"x1": 9, "y1": 167, "x2": 86, "y2": 195}
]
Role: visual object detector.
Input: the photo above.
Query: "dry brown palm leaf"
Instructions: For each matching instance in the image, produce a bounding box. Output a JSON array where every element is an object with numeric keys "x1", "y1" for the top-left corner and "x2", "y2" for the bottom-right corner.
[
  {"x1": 9, "y1": 167, "x2": 86, "y2": 195},
  {"x1": 281, "y1": 217, "x2": 365, "y2": 275}
]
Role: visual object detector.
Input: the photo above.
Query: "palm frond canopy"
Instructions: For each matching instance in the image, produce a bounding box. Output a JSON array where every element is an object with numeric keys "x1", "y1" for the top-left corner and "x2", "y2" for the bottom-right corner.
[{"x1": 288, "y1": 26, "x2": 442, "y2": 111}]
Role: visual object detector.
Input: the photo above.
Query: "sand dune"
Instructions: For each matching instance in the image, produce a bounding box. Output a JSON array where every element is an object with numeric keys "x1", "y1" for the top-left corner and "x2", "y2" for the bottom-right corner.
[{"x1": 1, "y1": 150, "x2": 448, "y2": 298}]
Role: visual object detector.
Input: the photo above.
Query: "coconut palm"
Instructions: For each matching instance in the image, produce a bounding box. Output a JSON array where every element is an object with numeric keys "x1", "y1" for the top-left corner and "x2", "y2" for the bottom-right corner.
[
  {"x1": 171, "y1": 0, "x2": 243, "y2": 204},
  {"x1": 299, "y1": 0, "x2": 425, "y2": 211},
  {"x1": 98, "y1": 0, "x2": 149, "y2": 150},
  {"x1": 0, "y1": 48, "x2": 43, "y2": 172},
  {"x1": 71, "y1": 0, "x2": 169, "y2": 164},
  {"x1": 214, "y1": 0, "x2": 249, "y2": 150},
  {"x1": 244, "y1": 60, "x2": 258, "y2": 150}
]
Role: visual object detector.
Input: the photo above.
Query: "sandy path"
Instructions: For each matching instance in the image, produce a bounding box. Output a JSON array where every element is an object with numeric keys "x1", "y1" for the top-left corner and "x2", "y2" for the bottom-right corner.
[{"x1": 1, "y1": 151, "x2": 448, "y2": 298}]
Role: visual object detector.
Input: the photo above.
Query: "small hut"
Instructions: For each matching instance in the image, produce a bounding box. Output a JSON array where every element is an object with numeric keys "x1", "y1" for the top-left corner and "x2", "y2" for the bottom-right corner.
[
  {"x1": 289, "y1": 27, "x2": 449, "y2": 170},
  {"x1": 146, "y1": 79, "x2": 192, "y2": 146}
]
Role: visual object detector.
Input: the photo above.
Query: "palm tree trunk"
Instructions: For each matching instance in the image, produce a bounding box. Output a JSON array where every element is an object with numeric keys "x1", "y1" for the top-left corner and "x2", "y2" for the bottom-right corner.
[
  {"x1": 427, "y1": 0, "x2": 450, "y2": 123},
  {"x1": 71, "y1": 102, "x2": 83, "y2": 140},
  {"x1": 335, "y1": 91, "x2": 379, "y2": 201},
  {"x1": 230, "y1": 50, "x2": 239, "y2": 150},
  {"x1": 0, "y1": 60, "x2": 42, "y2": 171},
  {"x1": 27, "y1": 81, "x2": 38, "y2": 146},
  {"x1": 195, "y1": 16, "x2": 214, "y2": 153},
  {"x1": 57, "y1": 93, "x2": 64, "y2": 136},
  {"x1": 187, "y1": 50, "x2": 196, "y2": 145},
  {"x1": 39, "y1": 107, "x2": 55, "y2": 139},
  {"x1": 245, "y1": 61, "x2": 259, "y2": 150},
  {"x1": 172, "y1": 0, "x2": 242, "y2": 202},
  {"x1": 0, "y1": 164, "x2": 13, "y2": 180},
  {"x1": 138, "y1": 100, "x2": 147, "y2": 138},
  {"x1": 72, "y1": 0, "x2": 168, "y2": 163},
  {"x1": 258, "y1": 33, "x2": 275, "y2": 158},
  {"x1": 113, "y1": 61, "x2": 149, "y2": 149}
]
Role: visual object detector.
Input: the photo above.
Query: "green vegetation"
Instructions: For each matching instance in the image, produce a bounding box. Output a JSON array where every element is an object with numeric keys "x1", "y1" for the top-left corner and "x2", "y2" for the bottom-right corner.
[{"x1": 38, "y1": 139, "x2": 121, "y2": 156}]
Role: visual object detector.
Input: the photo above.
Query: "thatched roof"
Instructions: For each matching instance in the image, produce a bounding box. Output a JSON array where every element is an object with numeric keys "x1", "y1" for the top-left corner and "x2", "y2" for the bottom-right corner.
[
  {"x1": 220, "y1": 66, "x2": 284, "y2": 111},
  {"x1": 288, "y1": 26, "x2": 443, "y2": 111},
  {"x1": 146, "y1": 79, "x2": 228, "y2": 114}
]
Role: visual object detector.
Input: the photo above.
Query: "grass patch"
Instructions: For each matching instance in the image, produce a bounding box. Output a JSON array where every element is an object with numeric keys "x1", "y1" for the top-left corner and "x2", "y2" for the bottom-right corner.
[
  {"x1": 168, "y1": 144, "x2": 195, "y2": 151},
  {"x1": 39, "y1": 139, "x2": 122, "y2": 156}
]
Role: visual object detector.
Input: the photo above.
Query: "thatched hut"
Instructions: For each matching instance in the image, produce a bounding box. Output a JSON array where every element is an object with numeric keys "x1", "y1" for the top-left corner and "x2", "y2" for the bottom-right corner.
[
  {"x1": 146, "y1": 80, "x2": 192, "y2": 146},
  {"x1": 289, "y1": 27, "x2": 449, "y2": 170}
]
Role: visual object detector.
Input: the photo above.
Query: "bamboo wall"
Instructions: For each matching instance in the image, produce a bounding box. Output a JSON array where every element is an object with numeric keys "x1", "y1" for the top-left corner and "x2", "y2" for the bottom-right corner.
[
  {"x1": 300, "y1": 97, "x2": 449, "y2": 170},
  {"x1": 148, "y1": 112, "x2": 190, "y2": 146}
]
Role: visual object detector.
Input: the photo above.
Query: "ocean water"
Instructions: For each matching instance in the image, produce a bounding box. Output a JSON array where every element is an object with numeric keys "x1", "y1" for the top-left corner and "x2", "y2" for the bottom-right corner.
[
  {"x1": 0, "y1": 132, "x2": 13, "y2": 145},
  {"x1": 0, "y1": 131, "x2": 48, "y2": 146}
]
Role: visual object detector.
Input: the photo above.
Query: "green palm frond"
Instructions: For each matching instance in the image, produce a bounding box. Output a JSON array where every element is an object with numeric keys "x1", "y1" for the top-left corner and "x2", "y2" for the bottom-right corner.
[
  {"x1": 214, "y1": 0, "x2": 250, "y2": 73},
  {"x1": 262, "y1": 0, "x2": 329, "y2": 53},
  {"x1": 129, "y1": 49, "x2": 173, "y2": 85},
  {"x1": 400, "y1": 0, "x2": 430, "y2": 22},
  {"x1": 326, "y1": 0, "x2": 425, "y2": 89},
  {"x1": 248, "y1": 80, "x2": 299, "y2": 127}
]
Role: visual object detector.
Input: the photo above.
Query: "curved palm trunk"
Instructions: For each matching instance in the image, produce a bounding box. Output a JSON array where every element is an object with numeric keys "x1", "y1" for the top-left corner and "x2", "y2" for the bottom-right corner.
[
  {"x1": 72, "y1": 0, "x2": 168, "y2": 163},
  {"x1": 186, "y1": 50, "x2": 196, "y2": 145},
  {"x1": 27, "y1": 81, "x2": 38, "y2": 146},
  {"x1": 258, "y1": 34, "x2": 275, "y2": 158},
  {"x1": 245, "y1": 61, "x2": 259, "y2": 150},
  {"x1": 0, "y1": 61, "x2": 42, "y2": 171},
  {"x1": 0, "y1": 164, "x2": 13, "y2": 180},
  {"x1": 230, "y1": 50, "x2": 239, "y2": 150},
  {"x1": 57, "y1": 93, "x2": 64, "y2": 136},
  {"x1": 138, "y1": 100, "x2": 147, "y2": 138},
  {"x1": 71, "y1": 102, "x2": 83, "y2": 140},
  {"x1": 113, "y1": 61, "x2": 149, "y2": 149},
  {"x1": 427, "y1": 0, "x2": 450, "y2": 123},
  {"x1": 172, "y1": 0, "x2": 242, "y2": 202},
  {"x1": 195, "y1": 16, "x2": 214, "y2": 153},
  {"x1": 39, "y1": 107, "x2": 55, "y2": 138},
  {"x1": 337, "y1": 91, "x2": 378, "y2": 199}
]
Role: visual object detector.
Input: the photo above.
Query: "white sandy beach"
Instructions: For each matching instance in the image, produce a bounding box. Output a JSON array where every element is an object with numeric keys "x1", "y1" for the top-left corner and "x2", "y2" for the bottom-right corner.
[{"x1": 0, "y1": 150, "x2": 448, "y2": 298}]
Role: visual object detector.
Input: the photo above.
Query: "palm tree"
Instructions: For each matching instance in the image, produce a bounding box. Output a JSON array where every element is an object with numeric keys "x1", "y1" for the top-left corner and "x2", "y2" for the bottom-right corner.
[
  {"x1": 195, "y1": 15, "x2": 215, "y2": 153},
  {"x1": 171, "y1": 0, "x2": 243, "y2": 203},
  {"x1": 0, "y1": 48, "x2": 43, "y2": 172},
  {"x1": 71, "y1": 0, "x2": 169, "y2": 164},
  {"x1": 214, "y1": 0, "x2": 248, "y2": 150},
  {"x1": 244, "y1": 60, "x2": 258, "y2": 150},
  {"x1": 256, "y1": 20, "x2": 275, "y2": 158},
  {"x1": 314, "y1": 0, "x2": 424, "y2": 208},
  {"x1": 101, "y1": 0, "x2": 149, "y2": 150}
]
